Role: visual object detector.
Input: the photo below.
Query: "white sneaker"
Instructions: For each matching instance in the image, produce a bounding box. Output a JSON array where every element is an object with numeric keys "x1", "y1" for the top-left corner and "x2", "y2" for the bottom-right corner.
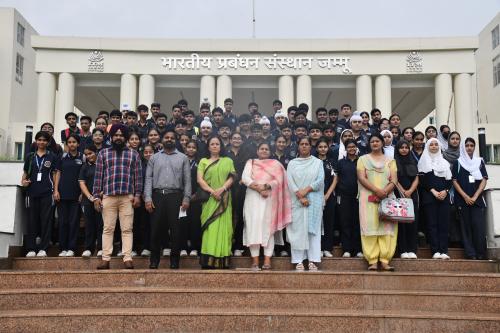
[
  {"x1": 233, "y1": 249, "x2": 243, "y2": 257},
  {"x1": 280, "y1": 251, "x2": 289, "y2": 257},
  {"x1": 117, "y1": 251, "x2": 124, "y2": 257},
  {"x1": 97, "y1": 250, "x2": 103, "y2": 257},
  {"x1": 356, "y1": 252, "x2": 364, "y2": 258},
  {"x1": 36, "y1": 250, "x2": 47, "y2": 257},
  {"x1": 400, "y1": 252, "x2": 409, "y2": 259},
  {"x1": 180, "y1": 250, "x2": 188, "y2": 257},
  {"x1": 342, "y1": 252, "x2": 351, "y2": 258},
  {"x1": 189, "y1": 250, "x2": 198, "y2": 257},
  {"x1": 323, "y1": 251, "x2": 333, "y2": 258},
  {"x1": 141, "y1": 249, "x2": 151, "y2": 257},
  {"x1": 82, "y1": 250, "x2": 92, "y2": 258},
  {"x1": 441, "y1": 253, "x2": 450, "y2": 260},
  {"x1": 162, "y1": 248, "x2": 171, "y2": 256},
  {"x1": 26, "y1": 251, "x2": 36, "y2": 257},
  {"x1": 131, "y1": 251, "x2": 137, "y2": 257},
  {"x1": 65, "y1": 250, "x2": 75, "y2": 257},
  {"x1": 58, "y1": 251, "x2": 67, "y2": 257},
  {"x1": 432, "y1": 252, "x2": 442, "y2": 259},
  {"x1": 408, "y1": 252, "x2": 418, "y2": 259}
]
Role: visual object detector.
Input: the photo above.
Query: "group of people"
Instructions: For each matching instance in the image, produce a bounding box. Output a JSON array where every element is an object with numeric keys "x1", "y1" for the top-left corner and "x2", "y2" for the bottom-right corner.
[{"x1": 21, "y1": 97, "x2": 489, "y2": 271}]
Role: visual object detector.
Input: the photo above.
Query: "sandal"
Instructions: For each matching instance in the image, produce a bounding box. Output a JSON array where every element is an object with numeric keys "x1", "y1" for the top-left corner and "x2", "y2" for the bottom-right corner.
[
  {"x1": 295, "y1": 263, "x2": 305, "y2": 271},
  {"x1": 380, "y1": 263, "x2": 395, "y2": 271},
  {"x1": 251, "y1": 263, "x2": 261, "y2": 271},
  {"x1": 262, "y1": 264, "x2": 272, "y2": 270},
  {"x1": 308, "y1": 262, "x2": 318, "y2": 271},
  {"x1": 368, "y1": 263, "x2": 378, "y2": 271}
]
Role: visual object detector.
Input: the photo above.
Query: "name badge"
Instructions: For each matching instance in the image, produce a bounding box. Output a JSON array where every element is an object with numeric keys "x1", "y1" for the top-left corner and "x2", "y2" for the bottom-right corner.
[
  {"x1": 37, "y1": 172, "x2": 42, "y2": 182},
  {"x1": 468, "y1": 175, "x2": 475, "y2": 183}
]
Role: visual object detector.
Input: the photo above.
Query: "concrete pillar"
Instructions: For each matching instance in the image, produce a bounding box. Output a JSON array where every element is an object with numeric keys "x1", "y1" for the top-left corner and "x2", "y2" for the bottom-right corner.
[
  {"x1": 278, "y1": 75, "x2": 294, "y2": 112},
  {"x1": 356, "y1": 75, "x2": 372, "y2": 112},
  {"x1": 454, "y1": 73, "x2": 474, "y2": 138},
  {"x1": 120, "y1": 73, "x2": 137, "y2": 110},
  {"x1": 55, "y1": 72, "x2": 75, "y2": 138},
  {"x1": 434, "y1": 73, "x2": 453, "y2": 127},
  {"x1": 296, "y1": 75, "x2": 312, "y2": 120},
  {"x1": 200, "y1": 75, "x2": 215, "y2": 108},
  {"x1": 138, "y1": 74, "x2": 155, "y2": 107},
  {"x1": 36, "y1": 72, "x2": 56, "y2": 128},
  {"x1": 375, "y1": 75, "x2": 392, "y2": 118},
  {"x1": 216, "y1": 75, "x2": 232, "y2": 108}
]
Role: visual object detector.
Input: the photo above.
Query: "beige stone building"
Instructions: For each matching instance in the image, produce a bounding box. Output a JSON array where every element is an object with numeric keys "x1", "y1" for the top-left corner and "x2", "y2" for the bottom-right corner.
[{"x1": 1, "y1": 7, "x2": 500, "y2": 161}]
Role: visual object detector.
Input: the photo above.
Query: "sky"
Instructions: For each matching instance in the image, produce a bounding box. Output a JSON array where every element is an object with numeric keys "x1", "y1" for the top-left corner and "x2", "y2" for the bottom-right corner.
[{"x1": 0, "y1": 0, "x2": 499, "y2": 39}]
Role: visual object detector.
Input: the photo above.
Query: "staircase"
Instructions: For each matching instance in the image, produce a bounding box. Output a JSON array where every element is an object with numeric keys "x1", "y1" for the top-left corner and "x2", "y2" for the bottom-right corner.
[{"x1": 0, "y1": 247, "x2": 499, "y2": 333}]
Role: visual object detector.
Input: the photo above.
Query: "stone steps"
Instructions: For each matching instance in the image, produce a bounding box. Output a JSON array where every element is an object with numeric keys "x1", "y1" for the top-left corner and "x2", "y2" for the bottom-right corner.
[
  {"x1": 1, "y1": 270, "x2": 499, "y2": 292},
  {"x1": 2, "y1": 247, "x2": 499, "y2": 332},
  {"x1": 1, "y1": 286, "x2": 499, "y2": 313},
  {"x1": 9, "y1": 256, "x2": 498, "y2": 272},
  {"x1": 0, "y1": 307, "x2": 499, "y2": 333}
]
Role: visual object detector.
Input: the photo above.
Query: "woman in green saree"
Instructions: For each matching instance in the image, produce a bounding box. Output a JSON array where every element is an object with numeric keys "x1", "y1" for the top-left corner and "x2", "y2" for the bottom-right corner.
[{"x1": 197, "y1": 136, "x2": 236, "y2": 269}]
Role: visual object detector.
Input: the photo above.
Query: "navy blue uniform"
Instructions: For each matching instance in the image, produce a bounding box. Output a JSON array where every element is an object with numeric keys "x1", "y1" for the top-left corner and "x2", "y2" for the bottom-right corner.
[
  {"x1": 56, "y1": 152, "x2": 84, "y2": 253},
  {"x1": 23, "y1": 151, "x2": 58, "y2": 253},
  {"x1": 452, "y1": 160, "x2": 488, "y2": 259}
]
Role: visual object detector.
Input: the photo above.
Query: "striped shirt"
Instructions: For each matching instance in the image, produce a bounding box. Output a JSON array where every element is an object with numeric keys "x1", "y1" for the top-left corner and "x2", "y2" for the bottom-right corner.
[{"x1": 92, "y1": 147, "x2": 143, "y2": 198}]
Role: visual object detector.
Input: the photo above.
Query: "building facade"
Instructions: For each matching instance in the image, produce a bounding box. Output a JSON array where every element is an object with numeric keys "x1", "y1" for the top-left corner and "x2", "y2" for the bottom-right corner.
[
  {"x1": 2, "y1": 7, "x2": 500, "y2": 159},
  {"x1": 0, "y1": 8, "x2": 38, "y2": 159}
]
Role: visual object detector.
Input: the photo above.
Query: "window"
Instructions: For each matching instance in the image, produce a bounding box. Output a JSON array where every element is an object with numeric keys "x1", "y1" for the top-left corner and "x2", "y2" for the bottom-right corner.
[
  {"x1": 429, "y1": 116, "x2": 435, "y2": 125},
  {"x1": 494, "y1": 56, "x2": 500, "y2": 87},
  {"x1": 492, "y1": 25, "x2": 499, "y2": 49},
  {"x1": 15, "y1": 143, "x2": 23, "y2": 161},
  {"x1": 16, "y1": 23, "x2": 24, "y2": 46},
  {"x1": 493, "y1": 144, "x2": 500, "y2": 163},
  {"x1": 15, "y1": 53, "x2": 23, "y2": 84}
]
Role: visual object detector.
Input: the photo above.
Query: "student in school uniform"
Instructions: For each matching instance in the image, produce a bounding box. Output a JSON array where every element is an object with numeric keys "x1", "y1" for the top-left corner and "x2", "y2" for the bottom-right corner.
[
  {"x1": 53, "y1": 134, "x2": 84, "y2": 257},
  {"x1": 21, "y1": 131, "x2": 58, "y2": 257},
  {"x1": 79, "y1": 144, "x2": 103, "y2": 257},
  {"x1": 452, "y1": 138, "x2": 488, "y2": 260}
]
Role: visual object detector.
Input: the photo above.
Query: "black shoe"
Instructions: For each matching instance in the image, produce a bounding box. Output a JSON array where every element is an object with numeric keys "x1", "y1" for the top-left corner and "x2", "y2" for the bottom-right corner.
[
  {"x1": 170, "y1": 256, "x2": 180, "y2": 269},
  {"x1": 149, "y1": 262, "x2": 159, "y2": 269}
]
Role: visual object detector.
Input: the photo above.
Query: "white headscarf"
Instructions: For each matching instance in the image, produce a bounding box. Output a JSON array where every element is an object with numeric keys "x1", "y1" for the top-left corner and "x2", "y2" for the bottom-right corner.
[
  {"x1": 200, "y1": 117, "x2": 212, "y2": 128},
  {"x1": 275, "y1": 110, "x2": 287, "y2": 119},
  {"x1": 380, "y1": 129, "x2": 394, "y2": 159},
  {"x1": 338, "y1": 129, "x2": 354, "y2": 159},
  {"x1": 417, "y1": 138, "x2": 452, "y2": 180},
  {"x1": 457, "y1": 139, "x2": 483, "y2": 180},
  {"x1": 259, "y1": 116, "x2": 270, "y2": 125}
]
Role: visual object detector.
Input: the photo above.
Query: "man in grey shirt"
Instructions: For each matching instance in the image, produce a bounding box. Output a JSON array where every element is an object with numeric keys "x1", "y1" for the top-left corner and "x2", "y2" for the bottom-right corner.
[{"x1": 145, "y1": 130, "x2": 191, "y2": 269}]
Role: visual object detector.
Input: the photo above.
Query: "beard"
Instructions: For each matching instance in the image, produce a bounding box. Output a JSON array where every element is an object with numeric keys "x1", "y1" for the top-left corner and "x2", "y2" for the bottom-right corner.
[
  {"x1": 163, "y1": 141, "x2": 175, "y2": 150},
  {"x1": 112, "y1": 140, "x2": 125, "y2": 153}
]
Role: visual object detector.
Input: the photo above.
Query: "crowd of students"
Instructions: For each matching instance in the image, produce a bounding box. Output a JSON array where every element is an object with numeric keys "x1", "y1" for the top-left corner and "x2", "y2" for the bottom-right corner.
[{"x1": 20, "y1": 97, "x2": 489, "y2": 271}]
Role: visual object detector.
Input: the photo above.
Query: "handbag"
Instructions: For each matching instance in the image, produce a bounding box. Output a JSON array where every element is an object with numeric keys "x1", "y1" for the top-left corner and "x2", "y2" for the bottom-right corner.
[
  {"x1": 378, "y1": 182, "x2": 415, "y2": 223},
  {"x1": 192, "y1": 159, "x2": 218, "y2": 203}
]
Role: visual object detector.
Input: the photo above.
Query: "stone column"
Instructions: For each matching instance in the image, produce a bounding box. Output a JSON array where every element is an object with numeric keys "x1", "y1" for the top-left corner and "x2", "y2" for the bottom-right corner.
[
  {"x1": 120, "y1": 73, "x2": 137, "y2": 110},
  {"x1": 454, "y1": 73, "x2": 474, "y2": 138},
  {"x1": 375, "y1": 75, "x2": 392, "y2": 118},
  {"x1": 36, "y1": 72, "x2": 56, "y2": 128},
  {"x1": 200, "y1": 75, "x2": 215, "y2": 108},
  {"x1": 356, "y1": 75, "x2": 372, "y2": 112},
  {"x1": 434, "y1": 73, "x2": 453, "y2": 127},
  {"x1": 216, "y1": 75, "x2": 232, "y2": 108},
  {"x1": 278, "y1": 75, "x2": 294, "y2": 112},
  {"x1": 296, "y1": 75, "x2": 312, "y2": 120},
  {"x1": 138, "y1": 74, "x2": 155, "y2": 107},
  {"x1": 55, "y1": 72, "x2": 75, "y2": 138}
]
